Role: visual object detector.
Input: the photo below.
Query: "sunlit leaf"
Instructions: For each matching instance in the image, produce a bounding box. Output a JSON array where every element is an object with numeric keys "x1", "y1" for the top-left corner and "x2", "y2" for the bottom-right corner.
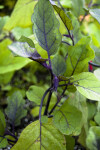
[
  {"x1": 71, "y1": 72, "x2": 100, "y2": 101},
  {"x1": 89, "y1": 9, "x2": 100, "y2": 24},
  {"x1": 11, "y1": 120, "x2": 66, "y2": 150},
  {"x1": 0, "y1": 39, "x2": 32, "y2": 74},
  {"x1": 94, "y1": 69, "x2": 100, "y2": 80},
  {"x1": 32, "y1": 0, "x2": 61, "y2": 55},
  {"x1": 4, "y1": 0, "x2": 37, "y2": 30}
]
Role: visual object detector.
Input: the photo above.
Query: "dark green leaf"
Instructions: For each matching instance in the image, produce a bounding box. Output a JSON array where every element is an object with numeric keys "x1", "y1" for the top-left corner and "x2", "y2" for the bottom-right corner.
[
  {"x1": 32, "y1": 0, "x2": 61, "y2": 55},
  {"x1": 65, "y1": 135, "x2": 75, "y2": 150},
  {"x1": 65, "y1": 37, "x2": 95, "y2": 77},
  {"x1": 51, "y1": 54, "x2": 66, "y2": 76},
  {"x1": 0, "y1": 110, "x2": 6, "y2": 135},
  {"x1": 5, "y1": 91, "x2": 27, "y2": 126},
  {"x1": 19, "y1": 36, "x2": 35, "y2": 48},
  {"x1": 53, "y1": 5, "x2": 73, "y2": 30}
]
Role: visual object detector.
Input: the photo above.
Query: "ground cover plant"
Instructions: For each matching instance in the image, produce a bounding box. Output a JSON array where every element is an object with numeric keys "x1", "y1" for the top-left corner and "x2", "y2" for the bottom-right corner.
[{"x1": 1, "y1": 0, "x2": 100, "y2": 149}]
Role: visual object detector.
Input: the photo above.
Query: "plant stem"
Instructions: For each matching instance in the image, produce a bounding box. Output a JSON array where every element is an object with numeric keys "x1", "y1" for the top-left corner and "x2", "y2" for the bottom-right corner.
[
  {"x1": 89, "y1": 61, "x2": 100, "y2": 68},
  {"x1": 39, "y1": 87, "x2": 51, "y2": 150},
  {"x1": 44, "y1": 91, "x2": 52, "y2": 115},
  {"x1": 49, "y1": 84, "x2": 69, "y2": 115},
  {"x1": 62, "y1": 41, "x2": 71, "y2": 46}
]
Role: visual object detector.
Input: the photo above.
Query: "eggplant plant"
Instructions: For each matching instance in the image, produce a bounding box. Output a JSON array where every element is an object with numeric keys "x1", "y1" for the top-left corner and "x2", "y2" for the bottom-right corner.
[{"x1": 1, "y1": 0, "x2": 100, "y2": 149}]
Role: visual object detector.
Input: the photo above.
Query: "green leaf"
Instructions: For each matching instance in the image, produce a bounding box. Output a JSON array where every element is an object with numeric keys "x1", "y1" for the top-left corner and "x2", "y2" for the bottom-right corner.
[
  {"x1": 94, "y1": 112, "x2": 100, "y2": 125},
  {"x1": 60, "y1": 0, "x2": 72, "y2": 8},
  {"x1": 5, "y1": 91, "x2": 27, "y2": 126},
  {"x1": 94, "y1": 69, "x2": 100, "y2": 80},
  {"x1": 8, "y1": 42, "x2": 36, "y2": 58},
  {"x1": 18, "y1": 36, "x2": 35, "y2": 47},
  {"x1": 71, "y1": 0, "x2": 85, "y2": 17},
  {"x1": 32, "y1": 0, "x2": 61, "y2": 55},
  {"x1": 53, "y1": 100, "x2": 82, "y2": 135},
  {"x1": 89, "y1": 9, "x2": 100, "y2": 24},
  {"x1": 65, "y1": 135, "x2": 75, "y2": 150},
  {"x1": 51, "y1": 54, "x2": 66, "y2": 76},
  {"x1": 0, "y1": 16, "x2": 9, "y2": 34},
  {"x1": 71, "y1": 72, "x2": 100, "y2": 101},
  {"x1": 53, "y1": 5, "x2": 73, "y2": 30},
  {"x1": 4, "y1": 0, "x2": 37, "y2": 30},
  {"x1": 11, "y1": 120, "x2": 66, "y2": 150},
  {"x1": 87, "y1": 101, "x2": 96, "y2": 120},
  {"x1": 0, "y1": 72, "x2": 14, "y2": 84},
  {"x1": 0, "y1": 110, "x2": 6, "y2": 135},
  {"x1": 26, "y1": 85, "x2": 46, "y2": 105},
  {"x1": 86, "y1": 126, "x2": 100, "y2": 150},
  {"x1": 0, "y1": 137, "x2": 8, "y2": 149},
  {"x1": 12, "y1": 27, "x2": 32, "y2": 40},
  {"x1": 65, "y1": 37, "x2": 95, "y2": 77},
  {"x1": 0, "y1": 39, "x2": 32, "y2": 74},
  {"x1": 68, "y1": 91, "x2": 88, "y2": 126}
]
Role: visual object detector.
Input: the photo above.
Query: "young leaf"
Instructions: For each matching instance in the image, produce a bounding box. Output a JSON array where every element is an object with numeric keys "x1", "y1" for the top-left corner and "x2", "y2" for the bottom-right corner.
[
  {"x1": 26, "y1": 85, "x2": 46, "y2": 105},
  {"x1": 11, "y1": 120, "x2": 66, "y2": 150},
  {"x1": 65, "y1": 37, "x2": 95, "y2": 77},
  {"x1": 53, "y1": 5, "x2": 73, "y2": 30},
  {"x1": 53, "y1": 101, "x2": 82, "y2": 135},
  {"x1": 86, "y1": 126, "x2": 100, "y2": 150},
  {"x1": 5, "y1": 91, "x2": 27, "y2": 126},
  {"x1": 0, "y1": 110, "x2": 6, "y2": 135},
  {"x1": 0, "y1": 137, "x2": 8, "y2": 149},
  {"x1": 71, "y1": 72, "x2": 100, "y2": 101},
  {"x1": 19, "y1": 36, "x2": 35, "y2": 48},
  {"x1": 89, "y1": 9, "x2": 100, "y2": 24},
  {"x1": 51, "y1": 54, "x2": 66, "y2": 76},
  {"x1": 32, "y1": 0, "x2": 61, "y2": 55}
]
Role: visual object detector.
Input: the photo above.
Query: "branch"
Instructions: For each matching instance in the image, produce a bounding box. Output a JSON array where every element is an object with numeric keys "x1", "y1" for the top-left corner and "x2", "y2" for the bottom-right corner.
[
  {"x1": 39, "y1": 87, "x2": 51, "y2": 150},
  {"x1": 89, "y1": 61, "x2": 100, "y2": 68},
  {"x1": 62, "y1": 41, "x2": 71, "y2": 46},
  {"x1": 44, "y1": 91, "x2": 52, "y2": 115}
]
